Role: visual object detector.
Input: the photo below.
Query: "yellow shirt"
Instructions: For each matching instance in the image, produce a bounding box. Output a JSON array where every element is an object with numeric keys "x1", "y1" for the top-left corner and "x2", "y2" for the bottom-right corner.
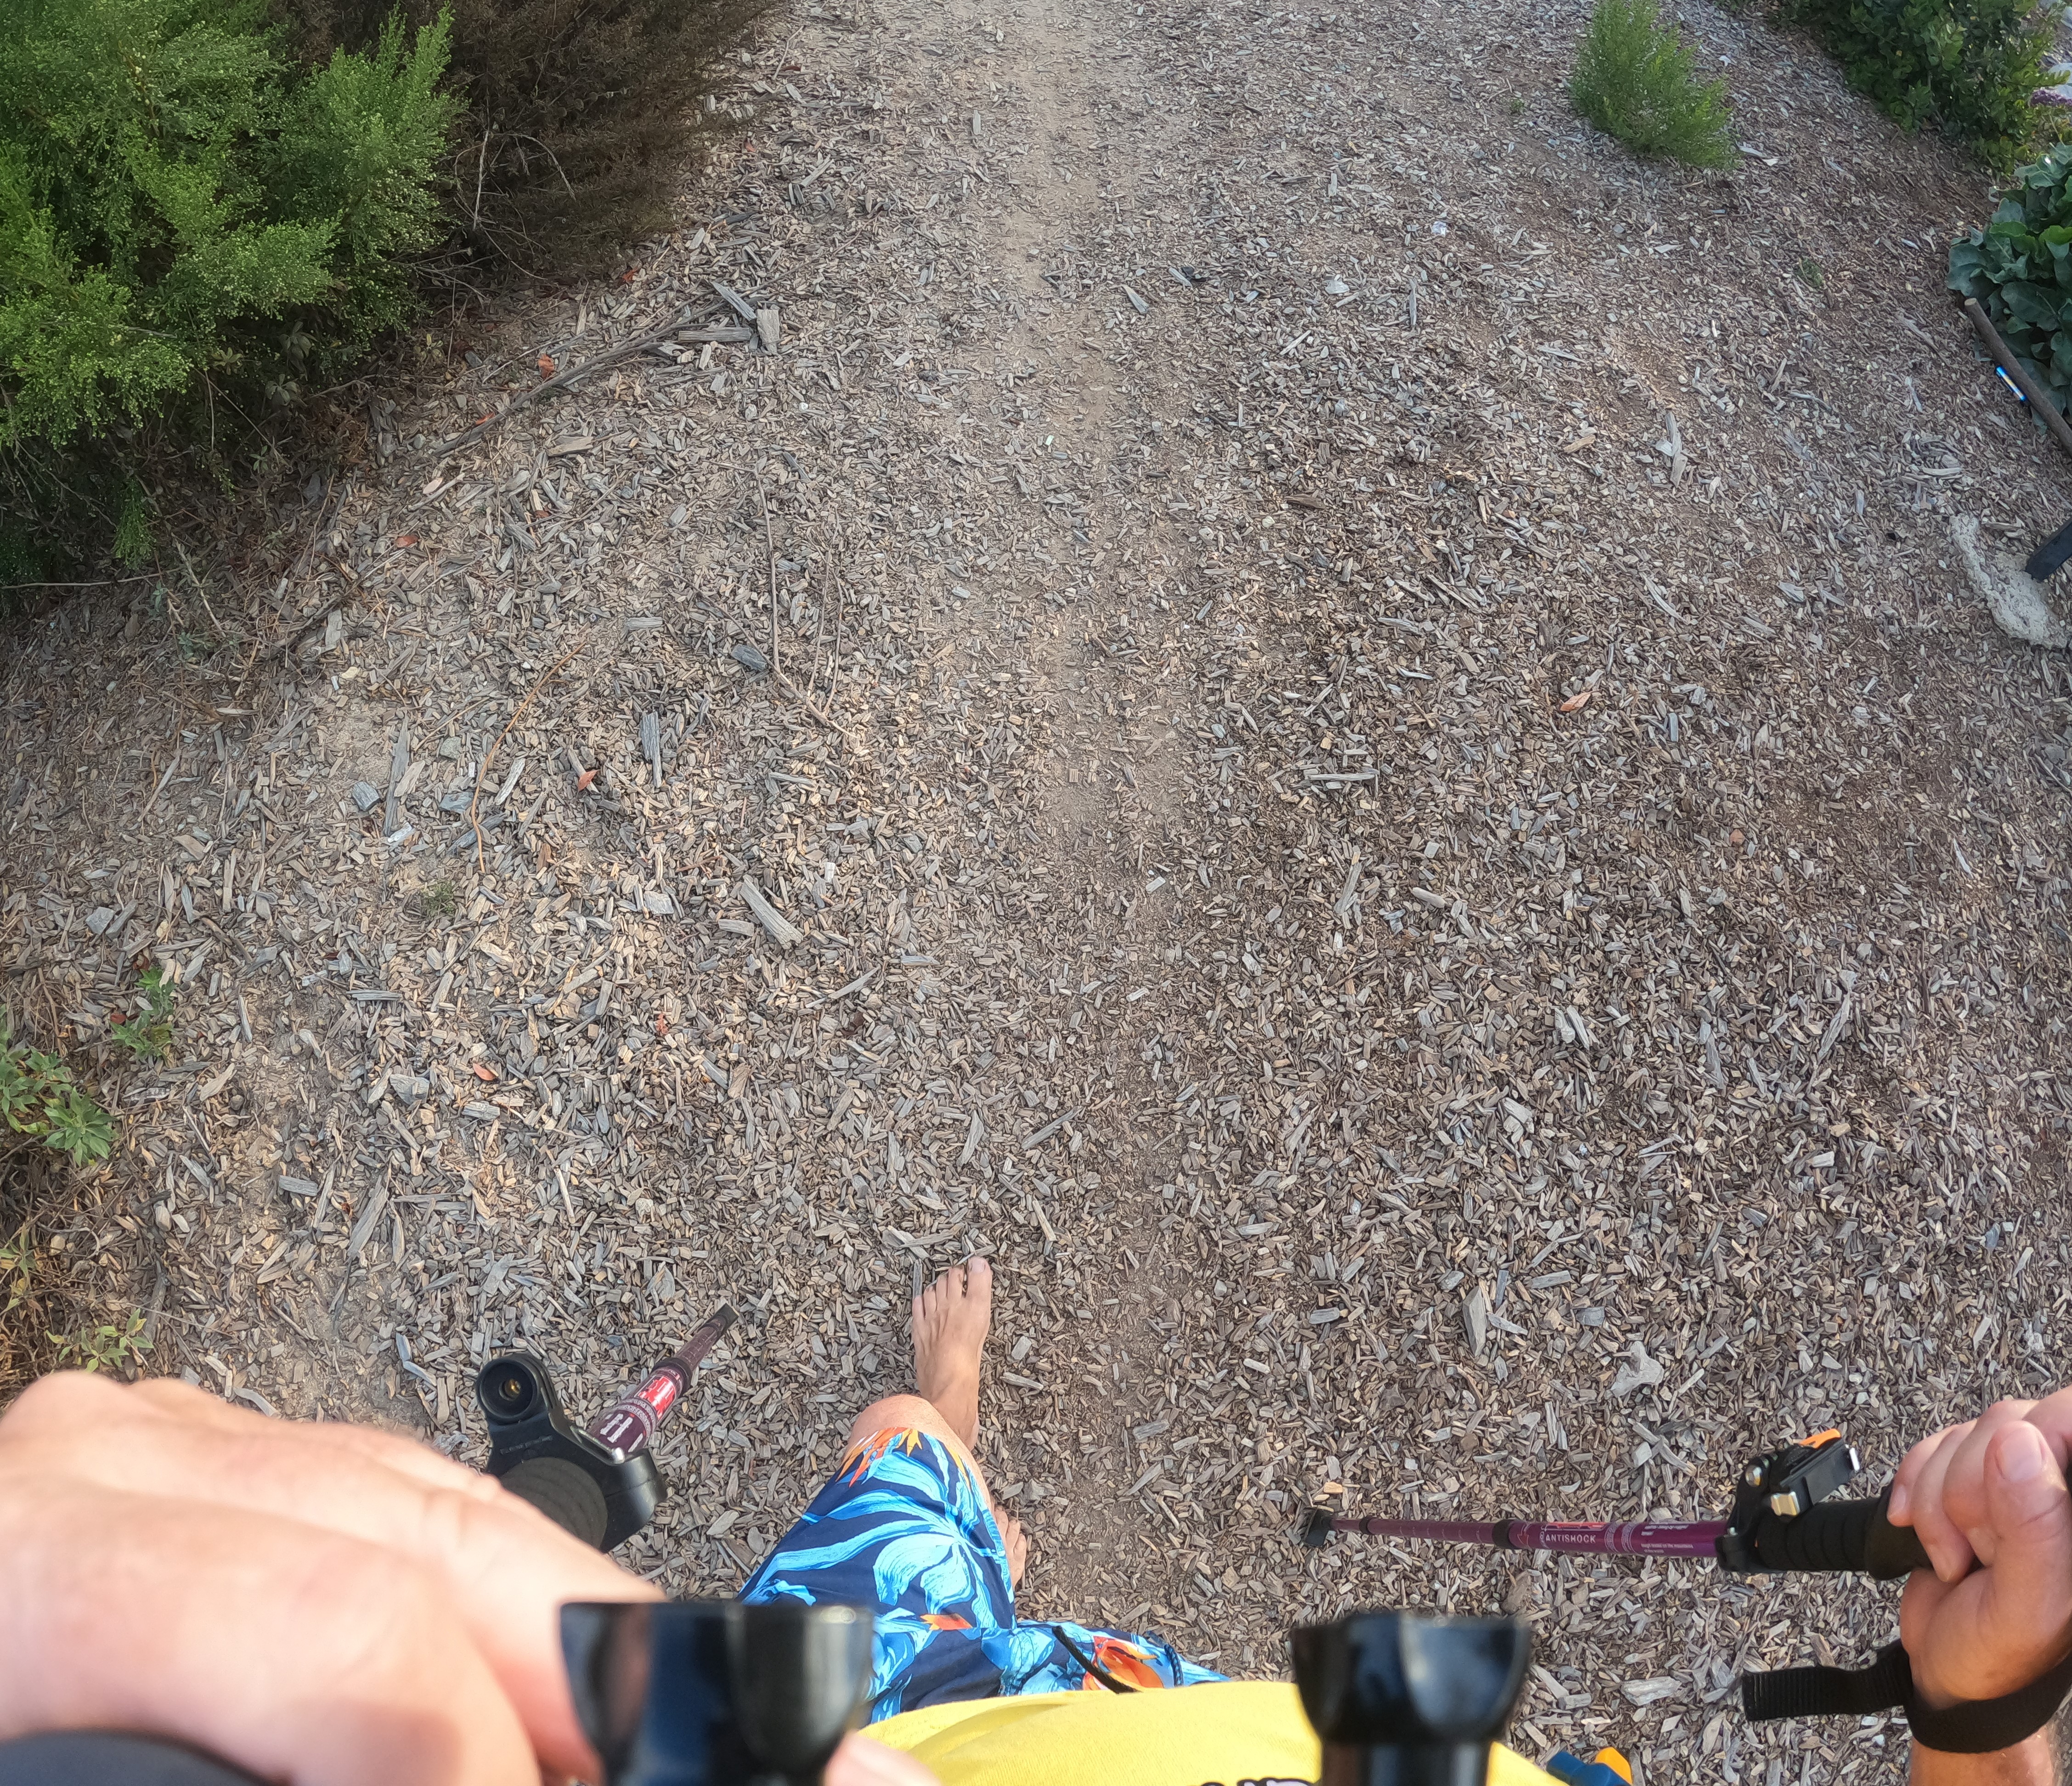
[{"x1": 869, "y1": 1680, "x2": 1556, "y2": 1786}]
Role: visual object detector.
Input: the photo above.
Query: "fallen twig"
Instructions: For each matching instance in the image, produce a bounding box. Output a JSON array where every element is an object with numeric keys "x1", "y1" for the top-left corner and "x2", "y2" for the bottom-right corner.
[
  {"x1": 435, "y1": 308, "x2": 720, "y2": 459},
  {"x1": 467, "y1": 633, "x2": 589, "y2": 871},
  {"x1": 827, "y1": 558, "x2": 847, "y2": 709},
  {"x1": 759, "y1": 478, "x2": 781, "y2": 682}
]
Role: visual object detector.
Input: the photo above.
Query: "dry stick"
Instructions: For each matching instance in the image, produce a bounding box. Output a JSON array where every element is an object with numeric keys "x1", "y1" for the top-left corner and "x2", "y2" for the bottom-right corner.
[
  {"x1": 773, "y1": 548, "x2": 845, "y2": 731},
  {"x1": 807, "y1": 543, "x2": 832, "y2": 685},
  {"x1": 434, "y1": 308, "x2": 721, "y2": 459},
  {"x1": 776, "y1": 672, "x2": 835, "y2": 724},
  {"x1": 1964, "y1": 298, "x2": 2072, "y2": 462},
  {"x1": 759, "y1": 478, "x2": 781, "y2": 681},
  {"x1": 778, "y1": 535, "x2": 836, "y2": 722},
  {"x1": 827, "y1": 562, "x2": 847, "y2": 708},
  {"x1": 467, "y1": 635, "x2": 587, "y2": 873},
  {"x1": 284, "y1": 474, "x2": 344, "y2": 604}
]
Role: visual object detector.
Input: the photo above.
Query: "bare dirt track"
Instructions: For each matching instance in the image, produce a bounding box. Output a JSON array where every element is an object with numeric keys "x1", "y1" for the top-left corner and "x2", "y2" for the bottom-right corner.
[{"x1": 6, "y1": 0, "x2": 2072, "y2": 1777}]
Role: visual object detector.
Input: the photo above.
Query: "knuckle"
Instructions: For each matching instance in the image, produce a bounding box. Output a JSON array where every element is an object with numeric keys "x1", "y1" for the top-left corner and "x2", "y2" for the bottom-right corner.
[
  {"x1": 1, "y1": 1368, "x2": 122, "y2": 1435},
  {"x1": 418, "y1": 1477, "x2": 538, "y2": 1563},
  {"x1": 130, "y1": 1377, "x2": 222, "y2": 1418}
]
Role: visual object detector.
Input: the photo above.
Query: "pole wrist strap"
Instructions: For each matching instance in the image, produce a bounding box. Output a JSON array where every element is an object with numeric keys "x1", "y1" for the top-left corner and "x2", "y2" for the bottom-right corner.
[{"x1": 1743, "y1": 1640, "x2": 2072, "y2": 1755}]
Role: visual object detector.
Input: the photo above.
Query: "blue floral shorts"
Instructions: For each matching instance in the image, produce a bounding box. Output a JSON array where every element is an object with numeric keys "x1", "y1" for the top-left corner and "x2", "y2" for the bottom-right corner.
[{"x1": 740, "y1": 1425, "x2": 1225, "y2": 1723}]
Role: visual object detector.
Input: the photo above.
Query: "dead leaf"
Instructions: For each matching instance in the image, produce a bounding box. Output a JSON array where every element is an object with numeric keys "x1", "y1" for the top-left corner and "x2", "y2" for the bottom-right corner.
[
  {"x1": 1561, "y1": 431, "x2": 1597, "y2": 454},
  {"x1": 576, "y1": 768, "x2": 598, "y2": 791},
  {"x1": 1611, "y1": 1340, "x2": 1666, "y2": 1397},
  {"x1": 1558, "y1": 690, "x2": 1593, "y2": 712},
  {"x1": 472, "y1": 1063, "x2": 498, "y2": 1082},
  {"x1": 537, "y1": 353, "x2": 556, "y2": 378}
]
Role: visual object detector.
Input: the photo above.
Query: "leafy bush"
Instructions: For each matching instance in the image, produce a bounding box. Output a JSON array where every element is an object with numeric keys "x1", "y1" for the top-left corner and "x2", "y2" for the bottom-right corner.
[
  {"x1": 0, "y1": 1023, "x2": 113, "y2": 1171},
  {"x1": 1949, "y1": 141, "x2": 2072, "y2": 405},
  {"x1": 1775, "y1": 0, "x2": 2054, "y2": 171},
  {"x1": 1571, "y1": 0, "x2": 1736, "y2": 169},
  {"x1": 0, "y1": 0, "x2": 456, "y2": 453},
  {"x1": 277, "y1": 0, "x2": 772, "y2": 274}
]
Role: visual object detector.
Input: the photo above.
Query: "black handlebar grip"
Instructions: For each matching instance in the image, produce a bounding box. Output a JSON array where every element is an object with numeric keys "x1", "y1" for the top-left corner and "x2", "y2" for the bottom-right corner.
[{"x1": 1751, "y1": 1490, "x2": 1931, "y2": 1579}]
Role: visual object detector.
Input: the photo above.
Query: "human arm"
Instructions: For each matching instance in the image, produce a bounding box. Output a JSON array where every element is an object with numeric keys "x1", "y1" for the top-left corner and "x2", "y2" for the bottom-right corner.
[
  {"x1": 1890, "y1": 1391, "x2": 2072, "y2": 1786},
  {"x1": 0, "y1": 1369, "x2": 931, "y2": 1785}
]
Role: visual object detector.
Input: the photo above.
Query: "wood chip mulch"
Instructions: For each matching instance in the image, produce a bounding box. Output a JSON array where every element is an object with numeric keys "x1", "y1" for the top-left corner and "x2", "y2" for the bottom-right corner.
[{"x1": 4, "y1": 1, "x2": 2070, "y2": 1780}]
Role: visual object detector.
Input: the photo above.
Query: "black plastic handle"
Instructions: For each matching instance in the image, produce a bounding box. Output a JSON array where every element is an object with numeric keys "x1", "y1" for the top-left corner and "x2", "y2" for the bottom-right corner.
[
  {"x1": 1751, "y1": 1489, "x2": 1931, "y2": 1579},
  {"x1": 502, "y1": 1454, "x2": 611, "y2": 1548},
  {"x1": 0, "y1": 1731, "x2": 265, "y2": 1785}
]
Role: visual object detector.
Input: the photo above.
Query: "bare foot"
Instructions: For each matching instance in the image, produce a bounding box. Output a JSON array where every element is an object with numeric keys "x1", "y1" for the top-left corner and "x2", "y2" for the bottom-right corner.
[
  {"x1": 913, "y1": 1255, "x2": 992, "y2": 1451},
  {"x1": 998, "y1": 1510, "x2": 1029, "y2": 1591}
]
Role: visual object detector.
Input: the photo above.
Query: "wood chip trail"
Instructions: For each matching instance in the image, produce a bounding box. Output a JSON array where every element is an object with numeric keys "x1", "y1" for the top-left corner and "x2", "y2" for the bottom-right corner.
[{"x1": 4, "y1": 0, "x2": 2069, "y2": 1779}]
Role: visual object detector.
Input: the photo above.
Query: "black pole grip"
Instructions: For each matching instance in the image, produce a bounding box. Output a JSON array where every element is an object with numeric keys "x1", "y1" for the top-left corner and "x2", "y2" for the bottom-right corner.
[
  {"x1": 502, "y1": 1455, "x2": 610, "y2": 1548},
  {"x1": 1750, "y1": 1490, "x2": 1931, "y2": 1579}
]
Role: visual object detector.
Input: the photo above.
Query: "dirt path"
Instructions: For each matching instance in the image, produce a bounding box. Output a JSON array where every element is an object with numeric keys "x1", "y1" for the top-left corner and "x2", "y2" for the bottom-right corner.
[{"x1": 7, "y1": 0, "x2": 2072, "y2": 1775}]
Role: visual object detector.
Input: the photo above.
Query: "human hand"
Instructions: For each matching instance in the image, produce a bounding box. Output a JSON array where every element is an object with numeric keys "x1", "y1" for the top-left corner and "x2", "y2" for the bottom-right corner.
[
  {"x1": 1889, "y1": 1390, "x2": 2072, "y2": 1710},
  {"x1": 0, "y1": 1370, "x2": 933, "y2": 1785}
]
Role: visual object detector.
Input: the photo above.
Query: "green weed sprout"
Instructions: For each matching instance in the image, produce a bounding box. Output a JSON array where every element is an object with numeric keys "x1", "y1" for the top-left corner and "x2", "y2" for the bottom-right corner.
[
  {"x1": 0, "y1": 1019, "x2": 114, "y2": 1170},
  {"x1": 111, "y1": 968, "x2": 176, "y2": 1063}
]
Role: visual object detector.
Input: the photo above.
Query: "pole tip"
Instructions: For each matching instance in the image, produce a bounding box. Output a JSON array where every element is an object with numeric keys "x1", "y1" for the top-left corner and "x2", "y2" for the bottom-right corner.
[{"x1": 1299, "y1": 1505, "x2": 1336, "y2": 1549}]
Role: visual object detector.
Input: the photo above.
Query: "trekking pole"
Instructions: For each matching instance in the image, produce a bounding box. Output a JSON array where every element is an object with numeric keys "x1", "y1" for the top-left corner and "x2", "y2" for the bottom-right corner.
[
  {"x1": 587, "y1": 1300, "x2": 741, "y2": 1454},
  {"x1": 1301, "y1": 1430, "x2": 1931, "y2": 1580},
  {"x1": 477, "y1": 1300, "x2": 739, "y2": 1550}
]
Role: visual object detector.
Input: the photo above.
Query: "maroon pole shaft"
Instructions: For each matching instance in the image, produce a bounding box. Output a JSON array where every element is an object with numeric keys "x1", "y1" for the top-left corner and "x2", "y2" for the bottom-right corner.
[
  {"x1": 588, "y1": 1301, "x2": 739, "y2": 1456},
  {"x1": 1332, "y1": 1513, "x2": 1725, "y2": 1560}
]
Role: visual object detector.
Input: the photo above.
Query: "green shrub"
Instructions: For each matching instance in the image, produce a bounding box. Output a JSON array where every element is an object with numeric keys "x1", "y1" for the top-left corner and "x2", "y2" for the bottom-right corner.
[
  {"x1": 1775, "y1": 0, "x2": 2054, "y2": 171},
  {"x1": 277, "y1": 0, "x2": 773, "y2": 275},
  {"x1": 1950, "y1": 140, "x2": 2072, "y2": 405},
  {"x1": 1571, "y1": 0, "x2": 1736, "y2": 169},
  {"x1": 0, "y1": 0, "x2": 457, "y2": 453}
]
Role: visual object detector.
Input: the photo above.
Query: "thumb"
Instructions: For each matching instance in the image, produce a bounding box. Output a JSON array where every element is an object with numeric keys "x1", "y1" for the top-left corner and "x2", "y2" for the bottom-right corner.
[{"x1": 1979, "y1": 1422, "x2": 2072, "y2": 1677}]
